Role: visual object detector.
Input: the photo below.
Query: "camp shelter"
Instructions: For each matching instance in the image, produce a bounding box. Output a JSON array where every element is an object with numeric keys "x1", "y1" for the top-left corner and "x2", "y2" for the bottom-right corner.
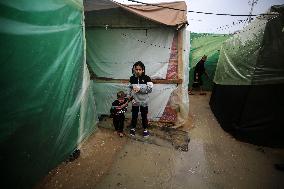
[
  {"x1": 210, "y1": 5, "x2": 284, "y2": 146},
  {"x1": 0, "y1": 0, "x2": 190, "y2": 188},
  {"x1": 0, "y1": 0, "x2": 97, "y2": 188},
  {"x1": 189, "y1": 33, "x2": 230, "y2": 90},
  {"x1": 84, "y1": 0, "x2": 190, "y2": 125}
]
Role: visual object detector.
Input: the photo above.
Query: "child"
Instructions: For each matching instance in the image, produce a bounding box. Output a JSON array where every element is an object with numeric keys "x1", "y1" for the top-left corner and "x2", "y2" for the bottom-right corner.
[
  {"x1": 128, "y1": 61, "x2": 153, "y2": 137},
  {"x1": 110, "y1": 91, "x2": 129, "y2": 137}
]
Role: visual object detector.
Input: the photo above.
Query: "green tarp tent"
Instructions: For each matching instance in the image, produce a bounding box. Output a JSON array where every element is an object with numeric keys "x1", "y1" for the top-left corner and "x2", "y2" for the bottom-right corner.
[
  {"x1": 210, "y1": 5, "x2": 284, "y2": 146},
  {"x1": 0, "y1": 0, "x2": 97, "y2": 188},
  {"x1": 189, "y1": 33, "x2": 230, "y2": 90}
]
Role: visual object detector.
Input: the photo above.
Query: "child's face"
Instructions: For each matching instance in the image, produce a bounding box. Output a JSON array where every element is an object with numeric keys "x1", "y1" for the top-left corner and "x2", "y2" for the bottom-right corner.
[
  {"x1": 118, "y1": 98, "x2": 124, "y2": 103},
  {"x1": 134, "y1": 65, "x2": 144, "y2": 77}
]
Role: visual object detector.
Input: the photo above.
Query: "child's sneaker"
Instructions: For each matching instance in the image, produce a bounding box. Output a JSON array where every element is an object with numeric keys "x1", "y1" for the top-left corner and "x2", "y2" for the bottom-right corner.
[
  {"x1": 143, "y1": 130, "x2": 150, "y2": 137},
  {"x1": 130, "y1": 128, "x2": 136, "y2": 136}
]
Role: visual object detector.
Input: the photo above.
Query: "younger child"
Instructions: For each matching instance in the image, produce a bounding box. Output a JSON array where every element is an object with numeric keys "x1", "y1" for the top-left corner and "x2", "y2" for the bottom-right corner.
[{"x1": 110, "y1": 91, "x2": 129, "y2": 137}]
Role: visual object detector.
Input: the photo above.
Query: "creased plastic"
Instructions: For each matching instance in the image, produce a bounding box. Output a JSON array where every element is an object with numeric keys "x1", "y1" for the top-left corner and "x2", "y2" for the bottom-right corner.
[
  {"x1": 93, "y1": 82, "x2": 177, "y2": 121},
  {"x1": 189, "y1": 32, "x2": 230, "y2": 90},
  {"x1": 178, "y1": 28, "x2": 190, "y2": 125},
  {"x1": 214, "y1": 7, "x2": 284, "y2": 85},
  {"x1": 86, "y1": 28, "x2": 173, "y2": 79},
  {"x1": 0, "y1": 0, "x2": 97, "y2": 188}
]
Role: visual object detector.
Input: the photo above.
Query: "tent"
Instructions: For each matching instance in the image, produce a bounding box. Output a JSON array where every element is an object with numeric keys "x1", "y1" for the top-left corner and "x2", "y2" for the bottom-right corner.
[
  {"x1": 0, "y1": 0, "x2": 189, "y2": 188},
  {"x1": 84, "y1": 0, "x2": 190, "y2": 124},
  {"x1": 0, "y1": 0, "x2": 97, "y2": 188},
  {"x1": 210, "y1": 5, "x2": 284, "y2": 146},
  {"x1": 189, "y1": 33, "x2": 230, "y2": 90}
]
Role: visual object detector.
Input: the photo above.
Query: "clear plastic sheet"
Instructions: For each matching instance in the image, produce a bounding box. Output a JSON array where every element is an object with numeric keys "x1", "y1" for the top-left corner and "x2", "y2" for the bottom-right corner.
[
  {"x1": 86, "y1": 28, "x2": 173, "y2": 79},
  {"x1": 214, "y1": 7, "x2": 284, "y2": 85},
  {"x1": 93, "y1": 82, "x2": 177, "y2": 121}
]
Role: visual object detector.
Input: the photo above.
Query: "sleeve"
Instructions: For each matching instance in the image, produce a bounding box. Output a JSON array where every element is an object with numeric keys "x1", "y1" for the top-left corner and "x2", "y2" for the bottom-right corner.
[{"x1": 139, "y1": 76, "x2": 153, "y2": 94}]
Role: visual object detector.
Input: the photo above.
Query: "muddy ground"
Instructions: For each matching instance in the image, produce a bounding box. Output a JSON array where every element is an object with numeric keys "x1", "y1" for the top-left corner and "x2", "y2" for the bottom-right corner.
[{"x1": 36, "y1": 92, "x2": 284, "y2": 189}]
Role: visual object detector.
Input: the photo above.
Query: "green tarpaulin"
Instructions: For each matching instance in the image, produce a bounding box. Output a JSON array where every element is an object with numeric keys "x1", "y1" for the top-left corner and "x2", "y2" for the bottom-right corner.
[
  {"x1": 0, "y1": 0, "x2": 97, "y2": 188},
  {"x1": 189, "y1": 33, "x2": 230, "y2": 90}
]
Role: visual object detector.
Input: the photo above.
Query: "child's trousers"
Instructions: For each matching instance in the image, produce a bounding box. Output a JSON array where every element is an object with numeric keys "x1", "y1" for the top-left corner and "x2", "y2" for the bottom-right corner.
[
  {"x1": 131, "y1": 106, "x2": 148, "y2": 130},
  {"x1": 113, "y1": 114, "x2": 125, "y2": 133}
]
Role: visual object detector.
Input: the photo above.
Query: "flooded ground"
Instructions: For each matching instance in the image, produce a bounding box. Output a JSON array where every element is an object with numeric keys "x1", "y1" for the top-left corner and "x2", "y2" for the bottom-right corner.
[{"x1": 36, "y1": 92, "x2": 284, "y2": 189}]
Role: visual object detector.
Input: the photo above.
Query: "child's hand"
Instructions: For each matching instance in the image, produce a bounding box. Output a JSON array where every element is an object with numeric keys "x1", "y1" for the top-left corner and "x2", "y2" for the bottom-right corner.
[
  {"x1": 127, "y1": 96, "x2": 134, "y2": 102},
  {"x1": 133, "y1": 85, "x2": 140, "y2": 93},
  {"x1": 132, "y1": 89, "x2": 139, "y2": 93}
]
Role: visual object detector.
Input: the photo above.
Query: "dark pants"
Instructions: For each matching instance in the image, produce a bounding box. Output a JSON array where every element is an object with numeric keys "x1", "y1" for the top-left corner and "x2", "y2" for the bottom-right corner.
[
  {"x1": 131, "y1": 106, "x2": 148, "y2": 129},
  {"x1": 113, "y1": 114, "x2": 125, "y2": 133}
]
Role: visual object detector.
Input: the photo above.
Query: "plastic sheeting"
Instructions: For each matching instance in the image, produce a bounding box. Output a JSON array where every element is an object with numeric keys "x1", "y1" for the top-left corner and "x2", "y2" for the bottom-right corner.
[
  {"x1": 84, "y1": 5, "x2": 162, "y2": 28},
  {"x1": 93, "y1": 82, "x2": 177, "y2": 121},
  {"x1": 84, "y1": 0, "x2": 188, "y2": 27},
  {"x1": 214, "y1": 7, "x2": 284, "y2": 85},
  {"x1": 84, "y1": 0, "x2": 189, "y2": 123},
  {"x1": 0, "y1": 0, "x2": 97, "y2": 188},
  {"x1": 86, "y1": 28, "x2": 174, "y2": 79},
  {"x1": 84, "y1": 0, "x2": 119, "y2": 11},
  {"x1": 210, "y1": 83, "x2": 284, "y2": 147},
  {"x1": 189, "y1": 33, "x2": 230, "y2": 90},
  {"x1": 179, "y1": 28, "x2": 190, "y2": 124}
]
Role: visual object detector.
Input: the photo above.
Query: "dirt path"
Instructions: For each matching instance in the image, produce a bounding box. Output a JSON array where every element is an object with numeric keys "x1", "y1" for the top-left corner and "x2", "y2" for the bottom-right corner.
[
  {"x1": 35, "y1": 128, "x2": 128, "y2": 189},
  {"x1": 36, "y1": 92, "x2": 284, "y2": 189}
]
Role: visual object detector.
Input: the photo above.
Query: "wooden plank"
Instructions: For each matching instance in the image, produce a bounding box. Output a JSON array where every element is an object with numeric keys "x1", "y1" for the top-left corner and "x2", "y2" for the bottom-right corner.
[{"x1": 90, "y1": 76, "x2": 182, "y2": 84}]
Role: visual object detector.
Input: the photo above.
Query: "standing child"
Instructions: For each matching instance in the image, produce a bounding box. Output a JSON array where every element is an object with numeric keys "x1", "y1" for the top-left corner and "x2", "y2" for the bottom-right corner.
[
  {"x1": 128, "y1": 61, "x2": 153, "y2": 137},
  {"x1": 110, "y1": 91, "x2": 129, "y2": 137}
]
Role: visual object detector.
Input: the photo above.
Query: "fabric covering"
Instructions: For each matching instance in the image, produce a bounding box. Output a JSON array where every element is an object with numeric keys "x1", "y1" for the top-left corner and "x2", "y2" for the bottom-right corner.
[
  {"x1": 210, "y1": 83, "x2": 284, "y2": 147},
  {"x1": 210, "y1": 5, "x2": 284, "y2": 147},
  {"x1": 214, "y1": 5, "x2": 284, "y2": 85},
  {"x1": 84, "y1": 0, "x2": 188, "y2": 27},
  {"x1": 93, "y1": 82, "x2": 177, "y2": 121},
  {"x1": 86, "y1": 28, "x2": 173, "y2": 79},
  {"x1": 189, "y1": 33, "x2": 230, "y2": 90},
  {"x1": 0, "y1": 0, "x2": 97, "y2": 188},
  {"x1": 84, "y1": 0, "x2": 190, "y2": 123},
  {"x1": 0, "y1": 0, "x2": 189, "y2": 188}
]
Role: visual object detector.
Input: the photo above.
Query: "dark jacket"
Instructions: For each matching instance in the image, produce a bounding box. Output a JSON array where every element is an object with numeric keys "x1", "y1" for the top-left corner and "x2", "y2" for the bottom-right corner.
[
  {"x1": 110, "y1": 98, "x2": 128, "y2": 116},
  {"x1": 194, "y1": 60, "x2": 206, "y2": 75}
]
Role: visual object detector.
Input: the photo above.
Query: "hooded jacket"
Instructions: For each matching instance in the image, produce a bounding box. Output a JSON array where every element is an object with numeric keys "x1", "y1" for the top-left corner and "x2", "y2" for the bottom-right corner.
[{"x1": 128, "y1": 75, "x2": 153, "y2": 107}]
